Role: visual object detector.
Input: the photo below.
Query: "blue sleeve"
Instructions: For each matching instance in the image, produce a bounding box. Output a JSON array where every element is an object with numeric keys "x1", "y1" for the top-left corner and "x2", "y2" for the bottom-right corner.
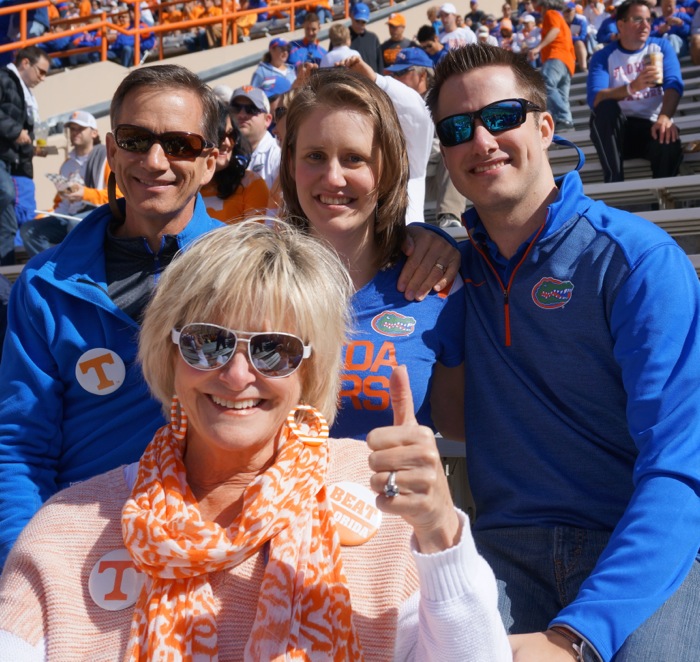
[
  {"x1": 587, "y1": 46, "x2": 613, "y2": 109},
  {"x1": 0, "y1": 273, "x2": 63, "y2": 568},
  {"x1": 554, "y1": 244, "x2": 700, "y2": 661},
  {"x1": 435, "y1": 279, "x2": 466, "y2": 368},
  {"x1": 595, "y1": 17, "x2": 618, "y2": 44},
  {"x1": 411, "y1": 222, "x2": 459, "y2": 249},
  {"x1": 658, "y1": 38, "x2": 684, "y2": 97},
  {"x1": 250, "y1": 66, "x2": 264, "y2": 87},
  {"x1": 140, "y1": 26, "x2": 155, "y2": 51}
]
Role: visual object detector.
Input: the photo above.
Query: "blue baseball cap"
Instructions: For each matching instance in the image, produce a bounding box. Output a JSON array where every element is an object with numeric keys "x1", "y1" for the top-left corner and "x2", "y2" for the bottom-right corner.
[
  {"x1": 385, "y1": 47, "x2": 434, "y2": 73},
  {"x1": 352, "y1": 3, "x2": 370, "y2": 21},
  {"x1": 269, "y1": 37, "x2": 288, "y2": 49}
]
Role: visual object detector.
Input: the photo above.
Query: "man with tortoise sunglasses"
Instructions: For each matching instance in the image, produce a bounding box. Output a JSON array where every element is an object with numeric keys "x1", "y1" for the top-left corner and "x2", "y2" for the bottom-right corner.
[{"x1": 0, "y1": 65, "x2": 223, "y2": 569}]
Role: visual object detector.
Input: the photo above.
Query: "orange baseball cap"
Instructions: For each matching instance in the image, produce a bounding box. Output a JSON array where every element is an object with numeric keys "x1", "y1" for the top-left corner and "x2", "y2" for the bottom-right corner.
[{"x1": 387, "y1": 12, "x2": 407, "y2": 27}]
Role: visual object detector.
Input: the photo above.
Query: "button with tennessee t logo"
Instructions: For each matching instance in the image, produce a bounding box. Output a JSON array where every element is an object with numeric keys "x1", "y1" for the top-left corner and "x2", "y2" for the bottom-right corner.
[
  {"x1": 329, "y1": 481, "x2": 382, "y2": 546},
  {"x1": 75, "y1": 348, "x2": 126, "y2": 395},
  {"x1": 88, "y1": 549, "x2": 145, "y2": 611}
]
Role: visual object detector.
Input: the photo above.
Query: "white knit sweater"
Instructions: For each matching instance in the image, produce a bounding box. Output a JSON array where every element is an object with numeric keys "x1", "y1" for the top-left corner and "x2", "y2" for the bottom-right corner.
[{"x1": 0, "y1": 438, "x2": 510, "y2": 661}]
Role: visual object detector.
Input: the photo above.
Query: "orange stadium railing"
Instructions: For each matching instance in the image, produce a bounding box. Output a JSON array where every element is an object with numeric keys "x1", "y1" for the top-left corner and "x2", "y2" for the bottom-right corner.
[{"x1": 0, "y1": 0, "x2": 379, "y2": 68}]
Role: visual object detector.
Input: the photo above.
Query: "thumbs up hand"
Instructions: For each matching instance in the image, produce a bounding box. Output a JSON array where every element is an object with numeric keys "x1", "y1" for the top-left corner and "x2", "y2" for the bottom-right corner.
[{"x1": 366, "y1": 365, "x2": 462, "y2": 554}]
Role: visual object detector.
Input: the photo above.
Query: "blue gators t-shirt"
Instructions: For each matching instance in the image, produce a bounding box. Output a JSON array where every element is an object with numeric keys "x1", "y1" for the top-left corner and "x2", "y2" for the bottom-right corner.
[{"x1": 331, "y1": 258, "x2": 465, "y2": 440}]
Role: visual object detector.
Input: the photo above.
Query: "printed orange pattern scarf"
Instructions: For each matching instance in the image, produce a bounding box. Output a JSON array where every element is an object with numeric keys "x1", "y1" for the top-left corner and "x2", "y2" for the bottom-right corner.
[{"x1": 121, "y1": 396, "x2": 364, "y2": 661}]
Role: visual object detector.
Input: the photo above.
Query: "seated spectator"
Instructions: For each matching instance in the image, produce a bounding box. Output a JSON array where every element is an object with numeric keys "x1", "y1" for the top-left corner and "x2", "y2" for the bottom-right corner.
[
  {"x1": 0, "y1": 64, "x2": 223, "y2": 569},
  {"x1": 381, "y1": 13, "x2": 415, "y2": 67},
  {"x1": 281, "y1": 66, "x2": 464, "y2": 434},
  {"x1": 288, "y1": 12, "x2": 327, "y2": 66},
  {"x1": 20, "y1": 111, "x2": 118, "y2": 258},
  {"x1": 230, "y1": 86, "x2": 280, "y2": 190},
  {"x1": 438, "y1": 2, "x2": 477, "y2": 48},
  {"x1": 184, "y1": 0, "x2": 227, "y2": 52},
  {"x1": 247, "y1": 0, "x2": 269, "y2": 22},
  {"x1": 483, "y1": 13, "x2": 500, "y2": 35},
  {"x1": 251, "y1": 38, "x2": 296, "y2": 93},
  {"x1": 588, "y1": 0, "x2": 684, "y2": 181},
  {"x1": 107, "y1": 5, "x2": 155, "y2": 66},
  {"x1": 320, "y1": 23, "x2": 362, "y2": 67},
  {"x1": 295, "y1": 0, "x2": 332, "y2": 25},
  {"x1": 477, "y1": 25, "x2": 500, "y2": 44},
  {"x1": 596, "y1": 7, "x2": 620, "y2": 43},
  {"x1": 498, "y1": 17, "x2": 515, "y2": 47},
  {"x1": 692, "y1": 5, "x2": 700, "y2": 63},
  {"x1": 0, "y1": 220, "x2": 510, "y2": 661},
  {"x1": 651, "y1": 0, "x2": 692, "y2": 55},
  {"x1": 417, "y1": 24, "x2": 449, "y2": 63},
  {"x1": 235, "y1": 0, "x2": 259, "y2": 41},
  {"x1": 584, "y1": 0, "x2": 609, "y2": 33},
  {"x1": 200, "y1": 104, "x2": 269, "y2": 222},
  {"x1": 563, "y1": 1, "x2": 591, "y2": 70}
]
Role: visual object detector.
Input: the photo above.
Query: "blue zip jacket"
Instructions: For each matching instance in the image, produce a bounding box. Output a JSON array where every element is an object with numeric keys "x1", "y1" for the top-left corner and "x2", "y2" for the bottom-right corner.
[
  {"x1": 460, "y1": 171, "x2": 700, "y2": 661},
  {"x1": 0, "y1": 196, "x2": 222, "y2": 568}
]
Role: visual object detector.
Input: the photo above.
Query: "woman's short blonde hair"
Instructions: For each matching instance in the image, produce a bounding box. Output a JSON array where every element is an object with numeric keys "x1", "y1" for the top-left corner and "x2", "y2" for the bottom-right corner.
[
  {"x1": 139, "y1": 221, "x2": 354, "y2": 423},
  {"x1": 280, "y1": 67, "x2": 409, "y2": 268}
]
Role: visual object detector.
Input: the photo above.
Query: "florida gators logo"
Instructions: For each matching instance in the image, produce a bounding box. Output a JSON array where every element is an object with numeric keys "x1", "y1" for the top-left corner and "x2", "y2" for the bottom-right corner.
[
  {"x1": 371, "y1": 311, "x2": 416, "y2": 337},
  {"x1": 532, "y1": 277, "x2": 574, "y2": 309}
]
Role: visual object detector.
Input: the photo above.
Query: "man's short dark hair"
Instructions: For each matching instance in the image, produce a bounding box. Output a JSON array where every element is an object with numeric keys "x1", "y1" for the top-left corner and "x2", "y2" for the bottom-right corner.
[
  {"x1": 616, "y1": 0, "x2": 651, "y2": 22},
  {"x1": 14, "y1": 46, "x2": 49, "y2": 66},
  {"x1": 426, "y1": 44, "x2": 547, "y2": 120},
  {"x1": 417, "y1": 25, "x2": 438, "y2": 42},
  {"x1": 304, "y1": 11, "x2": 319, "y2": 24},
  {"x1": 109, "y1": 64, "x2": 219, "y2": 144}
]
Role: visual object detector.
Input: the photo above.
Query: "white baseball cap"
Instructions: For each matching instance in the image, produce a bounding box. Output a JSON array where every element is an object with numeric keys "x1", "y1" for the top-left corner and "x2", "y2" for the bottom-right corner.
[{"x1": 65, "y1": 110, "x2": 97, "y2": 130}]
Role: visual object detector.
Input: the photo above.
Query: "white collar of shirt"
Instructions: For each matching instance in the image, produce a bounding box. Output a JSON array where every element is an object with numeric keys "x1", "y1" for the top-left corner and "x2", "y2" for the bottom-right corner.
[{"x1": 6, "y1": 62, "x2": 40, "y2": 125}]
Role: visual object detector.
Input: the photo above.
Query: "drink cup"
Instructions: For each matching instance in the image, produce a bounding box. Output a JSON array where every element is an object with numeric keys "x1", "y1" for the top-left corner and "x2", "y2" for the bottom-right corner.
[{"x1": 644, "y1": 51, "x2": 664, "y2": 87}]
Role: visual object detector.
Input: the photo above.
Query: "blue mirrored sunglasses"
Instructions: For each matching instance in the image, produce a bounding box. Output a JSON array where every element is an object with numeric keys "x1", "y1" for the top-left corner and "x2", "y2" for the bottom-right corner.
[{"x1": 436, "y1": 98, "x2": 543, "y2": 148}]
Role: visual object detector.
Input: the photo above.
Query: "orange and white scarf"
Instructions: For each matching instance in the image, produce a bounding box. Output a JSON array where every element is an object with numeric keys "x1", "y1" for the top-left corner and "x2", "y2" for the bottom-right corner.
[{"x1": 121, "y1": 396, "x2": 364, "y2": 661}]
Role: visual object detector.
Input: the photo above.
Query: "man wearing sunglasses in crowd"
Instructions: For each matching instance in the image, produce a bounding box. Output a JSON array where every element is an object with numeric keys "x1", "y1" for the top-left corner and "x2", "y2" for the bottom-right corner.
[
  {"x1": 425, "y1": 44, "x2": 700, "y2": 661},
  {"x1": 230, "y1": 85, "x2": 280, "y2": 191},
  {"x1": 587, "y1": 0, "x2": 684, "y2": 182},
  {"x1": 0, "y1": 64, "x2": 223, "y2": 569},
  {"x1": 0, "y1": 45, "x2": 51, "y2": 266}
]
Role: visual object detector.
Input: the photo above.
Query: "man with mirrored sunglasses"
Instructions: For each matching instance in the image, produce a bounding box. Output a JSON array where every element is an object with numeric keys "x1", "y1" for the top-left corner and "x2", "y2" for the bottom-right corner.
[
  {"x1": 426, "y1": 44, "x2": 700, "y2": 662},
  {"x1": 0, "y1": 64, "x2": 224, "y2": 569}
]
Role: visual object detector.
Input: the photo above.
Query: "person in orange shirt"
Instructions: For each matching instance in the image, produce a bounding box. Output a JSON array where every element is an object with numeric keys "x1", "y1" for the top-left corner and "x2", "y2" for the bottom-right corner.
[
  {"x1": 78, "y1": 0, "x2": 91, "y2": 18},
  {"x1": 200, "y1": 103, "x2": 269, "y2": 222},
  {"x1": 528, "y1": 0, "x2": 576, "y2": 130}
]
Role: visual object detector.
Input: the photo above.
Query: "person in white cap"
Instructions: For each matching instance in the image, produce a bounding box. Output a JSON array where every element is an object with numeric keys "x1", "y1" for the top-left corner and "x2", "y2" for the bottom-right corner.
[
  {"x1": 230, "y1": 85, "x2": 280, "y2": 190},
  {"x1": 438, "y1": 3, "x2": 477, "y2": 49},
  {"x1": 20, "y1": 110, "x2": 117, "y2": 257},
  {"x1": 477, "y1": 24, "x2": 499, "y2": 45},
  {"x1": 511, "y1": 13, "x2": 542, "y2": 58}
]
